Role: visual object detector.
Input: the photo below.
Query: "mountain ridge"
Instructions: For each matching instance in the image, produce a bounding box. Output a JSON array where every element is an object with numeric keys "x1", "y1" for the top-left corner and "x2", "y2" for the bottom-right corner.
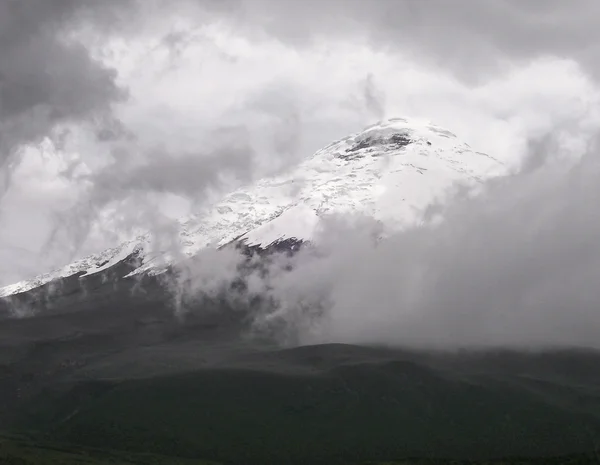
[{"x1": 0, "y1": 117, "x2": 505, "y2": 299}]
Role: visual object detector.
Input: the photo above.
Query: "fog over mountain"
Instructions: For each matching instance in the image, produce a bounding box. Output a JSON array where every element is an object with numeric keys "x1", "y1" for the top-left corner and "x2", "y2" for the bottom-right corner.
[
  {"x1": 1, "y1": 0, "x2": 599, "y2": 280},
  {"x1": 3, "y1": 3, "x2": 600, "y2": 463},
  {"x1": 1, "y1": 0, "x2": 600, "y2": 352}
]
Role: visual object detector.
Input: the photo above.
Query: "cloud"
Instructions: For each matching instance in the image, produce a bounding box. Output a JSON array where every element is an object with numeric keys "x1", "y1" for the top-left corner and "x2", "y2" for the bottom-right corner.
[
  {"x1": 44, "y1": 131, "x2": 257, "y2": 259},
  {"x1": 361, "y1": 74, "x2": 386, "y2": 122},
  {"x1": 2, "y1": 2, "x2": 600, "y2": 354},
  {"x1": 178, "y1": 0, "x2": 600, "y2": 83},
  {"x1": 222, "y1": 130, "x2": 600, "y2": 350},
  {"x1": 0, "y1": 0, "x2": 137, "y2": 202},
  {"x1": 167, "y1": 244, "x2": 250, "y2": 317},
  {"x1": 85, "y1": 132, "x2": 255, "y2": 199},
  {"x1": 2, "y1": 0, "x2": 600, "y2": 296}
]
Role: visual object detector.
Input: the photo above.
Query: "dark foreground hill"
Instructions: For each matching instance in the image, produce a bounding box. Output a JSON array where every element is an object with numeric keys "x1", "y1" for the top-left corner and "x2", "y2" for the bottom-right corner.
[{"x1": 1, "y1": 255, "x2": 600, "y2": 464}]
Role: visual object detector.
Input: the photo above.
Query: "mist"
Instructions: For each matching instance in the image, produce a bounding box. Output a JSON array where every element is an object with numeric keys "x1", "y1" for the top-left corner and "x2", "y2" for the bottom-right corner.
[
  {"x1": 166, "y1": 130, "x2": 600, "y2": 351},
  {"x1": 2, "y1": 1, "x2": 600, "y2": 351}
]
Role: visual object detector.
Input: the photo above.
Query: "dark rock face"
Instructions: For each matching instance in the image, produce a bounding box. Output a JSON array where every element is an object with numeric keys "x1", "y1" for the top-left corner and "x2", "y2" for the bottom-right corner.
[
  {"x1": 235, "y1": 236, "x2": 304, "y2": 258},
  {"x1": 0, "y1": 250, "x2": 146, "y2": 319},
  {"x1": 340, "y1": 132, "x2": 412, "y2": 160}
]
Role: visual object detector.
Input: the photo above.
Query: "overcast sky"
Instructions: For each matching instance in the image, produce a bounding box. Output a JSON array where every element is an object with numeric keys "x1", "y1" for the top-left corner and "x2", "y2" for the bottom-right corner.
[{"x1": 2, "y1": 1, "x2": 600, "y2": 348}]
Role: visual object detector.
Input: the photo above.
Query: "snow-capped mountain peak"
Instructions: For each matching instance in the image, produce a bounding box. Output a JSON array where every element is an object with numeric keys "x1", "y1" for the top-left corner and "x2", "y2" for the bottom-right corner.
[{"x1": 0, "y1": 117, "x2": 505, "y2": 297}]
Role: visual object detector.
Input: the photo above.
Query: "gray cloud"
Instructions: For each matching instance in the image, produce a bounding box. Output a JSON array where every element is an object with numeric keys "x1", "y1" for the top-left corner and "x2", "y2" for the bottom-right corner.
[
  {"x1": 180, "y1": 0, "x2": 600, "y2": 82},
  {"x1": 89, "y1": 145, "x2": 254, "y2": 199},
  {"x1": 42, "y1": 129, "x2": 256, "y2": 261},
  {"x1": 0, "y1": 0, "x2": 133, "y2": 182},
  {"x1": 161, "y1": 125, "x2": 600, "y2": 350},
  {"x1": 361, "y1": 74, "x2": 385, "y2": 122},
  {"x1": 228, "y1": 132, "x2": 600, "y2": 350}
]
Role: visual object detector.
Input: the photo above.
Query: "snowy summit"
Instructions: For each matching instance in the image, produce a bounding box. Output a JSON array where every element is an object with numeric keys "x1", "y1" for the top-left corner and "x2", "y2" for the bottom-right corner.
[{"x1": 0, "y1": 117, "x2": 505, "y2": 297}]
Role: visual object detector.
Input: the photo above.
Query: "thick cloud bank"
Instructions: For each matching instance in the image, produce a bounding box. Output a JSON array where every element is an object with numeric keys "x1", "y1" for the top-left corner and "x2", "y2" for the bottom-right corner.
[{"x1": 174, "y1": 134, "x2": 600, "y2": 350}]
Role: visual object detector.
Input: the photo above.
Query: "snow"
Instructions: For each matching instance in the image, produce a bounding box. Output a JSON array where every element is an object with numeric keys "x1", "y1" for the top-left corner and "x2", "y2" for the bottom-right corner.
[
  {"x1": 79, "y1": 240, "x2": 144, "y2": 277},
  {"x1": 0, "y1": 117, "x2": 506, "y2": 297},
  {"x1": 0, "y1": 238, "x2": 147, "y2": 298},
  {"x1": 241, "y1": 204, "x2": 321, "y2": 247}
]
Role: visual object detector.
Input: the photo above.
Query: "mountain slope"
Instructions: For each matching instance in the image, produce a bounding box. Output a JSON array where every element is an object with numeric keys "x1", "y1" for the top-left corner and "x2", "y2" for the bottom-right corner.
[
  {"x1": 3, "y1": 118, "x2": 600, "y2": 464},
  {"x1": 0, "y1": 117, "x2": 505, "y2": 298}
]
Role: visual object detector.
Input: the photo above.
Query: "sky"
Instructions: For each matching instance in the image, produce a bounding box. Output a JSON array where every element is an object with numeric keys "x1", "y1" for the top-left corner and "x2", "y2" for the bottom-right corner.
[{"x1": 2, "y1": 1, "x2": 600, "y2": 348}]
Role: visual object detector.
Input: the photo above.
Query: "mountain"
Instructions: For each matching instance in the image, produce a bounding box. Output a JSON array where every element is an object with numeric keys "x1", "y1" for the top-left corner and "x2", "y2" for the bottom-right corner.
[
  {"x1": 0, "y1": 117, "x2": 504, "y2": 299},
  {"x1": 3, "y1": 118, "x2": 600, "y2": 464}
]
